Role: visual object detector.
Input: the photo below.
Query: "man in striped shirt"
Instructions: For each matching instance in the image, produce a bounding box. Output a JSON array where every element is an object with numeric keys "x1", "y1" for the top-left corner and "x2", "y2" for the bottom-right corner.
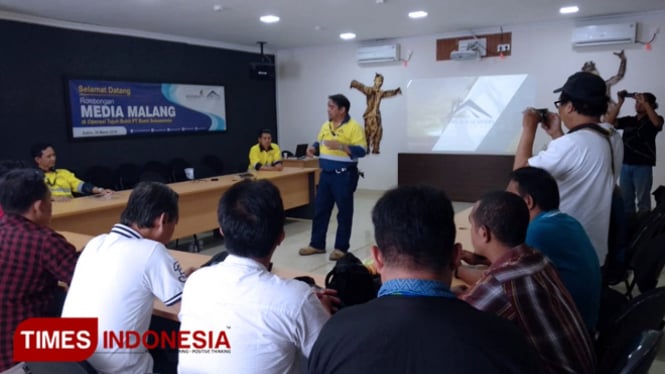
[{"x1": 459, "y1": 191, "x2": 596, "y2": 374}]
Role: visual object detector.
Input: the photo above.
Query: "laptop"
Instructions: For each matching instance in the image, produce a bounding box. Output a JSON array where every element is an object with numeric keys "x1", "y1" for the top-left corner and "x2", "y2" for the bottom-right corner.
[{"x1": 294, "y1": 143, "x2": 308, "y2": 159}]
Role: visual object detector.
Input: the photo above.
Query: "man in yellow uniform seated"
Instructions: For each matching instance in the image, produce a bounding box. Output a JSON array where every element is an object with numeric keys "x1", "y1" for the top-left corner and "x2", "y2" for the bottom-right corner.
[
  {"x1": 31, "y1": 143, "x2": 112, "y2": 200},
  {"x1": 248, "y1": 129, "x2": 283, "y2": 171}
]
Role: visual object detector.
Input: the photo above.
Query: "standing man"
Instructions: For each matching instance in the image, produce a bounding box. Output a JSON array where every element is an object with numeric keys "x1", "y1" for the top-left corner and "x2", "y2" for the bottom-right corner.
[
  {"x1": 179, "y1": 179, "x2": 336, "y2": 373},
  {"x1": 308, "y1": 186, "x2": 542, "y2": 374},
  {"x1": 0, "y1": 169, "x2": 79, "y2": 372},
  {"x1": 514, "y1": 72, "x2": 621, "y2": 264},
  {"x1": 61, "y1": 181, "x2": 187, "y2": 374},
  {"x1": 248, "y1": 128, "x2": 284, "y2": 171},
  {"x1": 350, "y1": 73, "x2": 401, "y2": 154},
  {"x1": 299, "y1": 94, "x2": 367, "y2": 261},
  {"x1": 31, "y1": 143, "x2": 112, "y2": 200},
  {"x1": 606, "y1": 91, "x2": 664, "y2": 216}
]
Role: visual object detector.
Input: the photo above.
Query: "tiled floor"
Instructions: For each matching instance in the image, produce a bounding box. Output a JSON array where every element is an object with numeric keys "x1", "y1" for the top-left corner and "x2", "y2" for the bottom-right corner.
[{"x1": 172, "y1": 189, "x2": 665, "y2": 373}]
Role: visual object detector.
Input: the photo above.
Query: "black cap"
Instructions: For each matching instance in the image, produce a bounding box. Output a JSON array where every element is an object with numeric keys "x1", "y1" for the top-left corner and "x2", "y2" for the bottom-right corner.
[{"x1": 553, "y1": 72, "x2": 607, "y2": 102}]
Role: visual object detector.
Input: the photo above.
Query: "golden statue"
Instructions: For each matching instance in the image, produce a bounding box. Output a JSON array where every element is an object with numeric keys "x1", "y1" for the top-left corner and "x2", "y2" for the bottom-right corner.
[{"x1": 350, "y1": 73, "x2": 401, "y2": 154}]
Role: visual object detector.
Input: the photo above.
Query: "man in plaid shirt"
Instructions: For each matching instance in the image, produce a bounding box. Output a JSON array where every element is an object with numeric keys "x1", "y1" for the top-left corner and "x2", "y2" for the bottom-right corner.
[
  {"x1": 459, "y1": 191, "x2": 596, "y2": 374},
  {"x1": 0, "y1": 169, "x2": 79, "y2": 371}
]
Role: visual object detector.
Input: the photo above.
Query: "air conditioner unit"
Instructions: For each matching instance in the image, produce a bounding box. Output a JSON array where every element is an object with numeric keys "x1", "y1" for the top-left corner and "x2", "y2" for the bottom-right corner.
[
  {"x1": 356, "y1": 44, "x2": 400, "y2": 64},
  {"x1": 572, "y1": 22, "x2": 637, "y2": 47}
]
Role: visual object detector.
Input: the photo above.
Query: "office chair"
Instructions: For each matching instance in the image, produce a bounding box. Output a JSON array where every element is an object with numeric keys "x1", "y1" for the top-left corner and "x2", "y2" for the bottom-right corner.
[{"x1": 597, "y1": 329, "x2": 663, "y2": 374}]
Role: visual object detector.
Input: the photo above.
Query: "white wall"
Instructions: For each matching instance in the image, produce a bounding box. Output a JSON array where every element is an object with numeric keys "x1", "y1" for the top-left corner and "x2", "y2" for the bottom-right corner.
[{"x1": 276, "y1": 12, "x2": 665, "y2": 192}]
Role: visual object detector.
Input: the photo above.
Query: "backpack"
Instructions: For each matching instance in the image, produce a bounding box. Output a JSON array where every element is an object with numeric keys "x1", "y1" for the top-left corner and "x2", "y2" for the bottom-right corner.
[{"x1": 324, "y1": 252, "x2": 380, "y2": 308}]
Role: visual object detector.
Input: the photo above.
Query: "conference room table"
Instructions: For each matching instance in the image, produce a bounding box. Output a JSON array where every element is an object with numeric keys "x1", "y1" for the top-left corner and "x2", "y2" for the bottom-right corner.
[
  {"x1": 281, "y1": 157, "x2": 320, "y2": 184},
  {"x1": 60, "y1": 231, "x2": 325, "y2": 322},
  {"x1": 51, "y1": 167, "x2": 318, "y2": 240}
]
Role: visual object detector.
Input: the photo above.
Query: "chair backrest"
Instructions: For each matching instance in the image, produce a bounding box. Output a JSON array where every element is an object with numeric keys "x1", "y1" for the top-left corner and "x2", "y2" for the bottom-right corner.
[
  {"x1": 598, "y1": 330, "x2": 664, "y2": 374},
  {"x1": 82, "y1": 165, "x2": 115, "y2": 189},
  {"x1": 168, "y1": 157, "x2": 192, "y2": 182},
  {"x1": 281, "y1": 150, "x2": 294, "y2": 159},
  {"x1": 23, "y1": 361, "x2": 97, "y2": 374},
  {"x1": 596, "y1": 287, "x2": 665, "y2": 364},
  {"x1": 141, "y1": 160, "x2": 170, "y2": 183},
  {"x1": 113, "y1": 163, "x2": 140, "y2": 190},
  {"x1": 630, "y1": 234, "x2": 665, "y2": 294},
  {"x1": 199, "y1": 154, "x2": 224, "y2": 178}
]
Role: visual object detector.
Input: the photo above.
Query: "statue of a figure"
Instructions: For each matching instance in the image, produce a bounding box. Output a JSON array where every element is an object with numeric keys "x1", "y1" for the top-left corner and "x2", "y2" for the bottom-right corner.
[
  {"x1": 581, "y1": 50, "x2": 627, "y2": 102},
  {"x1": 350, "y1": 73, "x2": 401, "y2": 154}
]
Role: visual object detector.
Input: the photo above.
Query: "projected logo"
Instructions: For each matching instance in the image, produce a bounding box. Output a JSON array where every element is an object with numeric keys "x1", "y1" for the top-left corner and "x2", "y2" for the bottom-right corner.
[{"x1": 432, "y1": 75, "x2": 528, "y2": 152}]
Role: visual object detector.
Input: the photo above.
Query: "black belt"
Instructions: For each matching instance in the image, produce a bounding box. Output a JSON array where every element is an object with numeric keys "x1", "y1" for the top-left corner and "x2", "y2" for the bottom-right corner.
[{"x1": 323, "y1": 166, "x2": 358, "y2": 174}]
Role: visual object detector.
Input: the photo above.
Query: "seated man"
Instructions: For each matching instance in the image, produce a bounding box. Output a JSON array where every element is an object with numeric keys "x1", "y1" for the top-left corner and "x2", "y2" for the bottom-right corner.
[
  {"x1": 0, "y1": 169, "x2": 79, "y2": 371},
  {"x1": 308, "y1": 186, "x2": 542, "y2": 374},
  {"x1": 508, "y1": 166, "x2": 601, "y2": 331},
  {"x1": 459, "y1": 191, "x2": 596, "y2": 374},
  {"x1": 178, "y1": 179, "x2": 335, "y2": 373},
  {"x1": 248, "y1": 128, "x2": 283, "y2": 171},
  {"x1": 0, "y1": 160, "x2": 26, "y2": 218},
  {"x1": 31, "y1": 143, "x2": 112, "y2": 200},
  {"x1": 61, "y1": 181, "x2": 188, "y2": 374}
]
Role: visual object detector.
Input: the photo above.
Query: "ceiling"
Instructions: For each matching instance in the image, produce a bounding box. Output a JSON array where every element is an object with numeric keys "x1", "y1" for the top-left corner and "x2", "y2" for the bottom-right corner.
[{"x1": 0, "y1": 0, "x2": 664, "y2": 50}]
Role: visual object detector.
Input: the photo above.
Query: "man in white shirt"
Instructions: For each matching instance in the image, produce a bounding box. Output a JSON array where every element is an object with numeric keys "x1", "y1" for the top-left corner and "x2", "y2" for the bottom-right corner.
[
  {"x1": 178, "y1": 179, "x2": 337, "y2": 374},
  {"x1": 61, "y1": 181, "x2": 187, "y2": 374},
  {"x1": 514, "y1": 72, "x2": 619, "y2": 264}
]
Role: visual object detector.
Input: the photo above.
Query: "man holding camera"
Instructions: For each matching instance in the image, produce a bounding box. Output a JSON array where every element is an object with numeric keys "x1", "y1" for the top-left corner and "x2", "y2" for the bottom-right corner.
[{"x1": 607, "y1": 91, "x2": 664, "y2": 216}]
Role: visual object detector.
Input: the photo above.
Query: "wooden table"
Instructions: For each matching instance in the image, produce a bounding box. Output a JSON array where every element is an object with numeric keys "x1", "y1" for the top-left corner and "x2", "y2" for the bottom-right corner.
[
  {"x1": 282, "y1": 157, "x2": 320, "y2": 185},
  {"x1": 60, "y1": 231, "x2": 325, "y2": 322},
  {"x1": 51, "y1": 167, "x2": 317, "y2": 240}
]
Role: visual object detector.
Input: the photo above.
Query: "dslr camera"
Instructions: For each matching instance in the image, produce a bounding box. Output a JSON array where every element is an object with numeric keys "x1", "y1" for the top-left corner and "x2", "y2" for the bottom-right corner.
[{"x1": 618, "y1": 90, "x2": 636, "y2": 99}]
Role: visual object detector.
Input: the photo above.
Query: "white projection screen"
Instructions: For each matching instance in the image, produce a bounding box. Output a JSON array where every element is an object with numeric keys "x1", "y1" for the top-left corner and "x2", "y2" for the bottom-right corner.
[{"x1": 405, "y1": 74, "x2": 536, "y2": 154}]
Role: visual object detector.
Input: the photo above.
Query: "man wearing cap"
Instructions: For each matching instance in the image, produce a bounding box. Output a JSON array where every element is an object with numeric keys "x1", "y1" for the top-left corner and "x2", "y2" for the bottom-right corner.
[
  {"x1": 514, "y1": 72, "x2": 622, "y2": 265},
  {"x1": 607, "y1": 91, "x2": 664, "y2": 217}
]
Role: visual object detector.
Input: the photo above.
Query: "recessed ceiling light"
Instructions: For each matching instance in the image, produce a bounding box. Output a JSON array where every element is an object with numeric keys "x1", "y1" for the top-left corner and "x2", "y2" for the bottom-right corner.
[
  {"x1": 213, "y1": 4, "x2": 224, "y2": 12},
  {"x1": 339, "y1": 32, "x2": 356, "y2": 40},
  {"x1": 408, "y1": 11, "x2": 428, "y2": 19},
  {"x1": 260, "y1": 15, "x2": 280, "y2": 23},
  {"x1": 559, "y1": 6, "x2": 579, "y2": 14}
]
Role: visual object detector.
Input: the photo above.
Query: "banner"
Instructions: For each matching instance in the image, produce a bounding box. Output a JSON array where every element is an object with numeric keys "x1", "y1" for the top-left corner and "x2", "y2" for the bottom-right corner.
[{"x1": 67, "y1": 80, "x2": 226, "y2": 139}]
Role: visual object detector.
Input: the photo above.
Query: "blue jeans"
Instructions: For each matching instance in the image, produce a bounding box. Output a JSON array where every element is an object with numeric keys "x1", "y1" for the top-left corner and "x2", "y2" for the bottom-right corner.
[
  {"x1": 620, "y1": 164, "x2": 653, "y2": 214},
  {"x1": 309, "y1": 168, "x2": 359, "y2": 252}
]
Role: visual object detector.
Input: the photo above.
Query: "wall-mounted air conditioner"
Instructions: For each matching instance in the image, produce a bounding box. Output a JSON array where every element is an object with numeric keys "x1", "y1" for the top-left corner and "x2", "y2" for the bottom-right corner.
[
  {"x1": 356, "y1": 44, "x2": 400, "y2": 64},
  {"x1": 572, "y1": 22, "x2": 637, "y2": 47}
]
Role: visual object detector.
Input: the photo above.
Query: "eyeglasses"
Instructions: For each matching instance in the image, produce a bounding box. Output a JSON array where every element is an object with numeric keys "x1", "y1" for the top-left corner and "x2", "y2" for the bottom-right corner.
[{"x1": 554, "y1": 100, "x2": 565, "y2": 109}]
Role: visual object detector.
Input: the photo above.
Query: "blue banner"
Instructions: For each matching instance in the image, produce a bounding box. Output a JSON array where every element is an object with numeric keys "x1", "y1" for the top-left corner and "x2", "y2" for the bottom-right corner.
[{"x1": 68, "y1": 80, "x2": 226, "y2": 138}]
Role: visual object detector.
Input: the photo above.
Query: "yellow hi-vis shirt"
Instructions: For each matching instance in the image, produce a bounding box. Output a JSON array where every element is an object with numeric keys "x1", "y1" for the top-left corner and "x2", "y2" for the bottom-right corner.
[
  {"x1": 248, "y1": 143, "x2": 283, "y2": 170},
  {"x1": 316, "y1": 118, "x2": 366, "y2": 162},
  {"x1": 43, "y1": 169, "x2": 85, "y2": 198}
]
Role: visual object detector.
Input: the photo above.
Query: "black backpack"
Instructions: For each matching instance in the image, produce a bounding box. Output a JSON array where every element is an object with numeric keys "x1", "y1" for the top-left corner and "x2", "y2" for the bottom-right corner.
[{"x1": 325, "y1": 252, "x2": 380, "y2": 308}]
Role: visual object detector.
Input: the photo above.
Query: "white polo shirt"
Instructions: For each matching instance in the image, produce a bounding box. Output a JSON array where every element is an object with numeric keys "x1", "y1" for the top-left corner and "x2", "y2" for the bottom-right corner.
[
  {"x1": 61, "y1": 224, "x2": 186, "y2": 374},
  {"x1": 178, "y1": 254, "x2": 330, "y2": 374},
  {"x1": 529, "y1": 124, "x2": 621, "y2": 263}
]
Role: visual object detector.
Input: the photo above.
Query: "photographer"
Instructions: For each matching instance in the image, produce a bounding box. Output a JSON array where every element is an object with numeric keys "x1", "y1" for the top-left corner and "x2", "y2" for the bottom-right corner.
[{"x1": 607, "y1": 91, "x2": 664, "y2": 216}]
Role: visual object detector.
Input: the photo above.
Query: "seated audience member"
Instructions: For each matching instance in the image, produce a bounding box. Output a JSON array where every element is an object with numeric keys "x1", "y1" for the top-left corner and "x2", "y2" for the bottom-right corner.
[
  {"x1": 0, "y1": 160, "x2": 26, "y2": 218},
  {"x1": 178, "y1": 179, "x2": 336, "y2": 373},
  {"x1": 61, "y1": 181, "x2": 187, "y2": 374},
  {"x1": 507, "y1": 167, "x2": 601, "y2": 330},
  {"x1": 0, "y1": 169, "x2": 79, "y2": 371},
  {"x1": 308, "y1": 186, "x2": 542, "y2": 374},
  {"x1": 459, "y1": 191, "x2": 596, "y2": 374},
  {"x1": 31, "y1": 143, "x2": 112, "y2": 200},
  {"x1": 248, "y1": 128, "x2": 284, "y2": 171}
]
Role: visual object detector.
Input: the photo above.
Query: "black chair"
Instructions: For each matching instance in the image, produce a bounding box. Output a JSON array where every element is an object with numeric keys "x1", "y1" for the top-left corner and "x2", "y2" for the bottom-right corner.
[
  {"x1": 623, "y1": 234, "x2": 665, "y2": 298},
  {"x1": 282, "y1": 150, "x2": 294, "y2": 159},
  {"x1": 140, "y1": 161, "x2": 170, "y2": 183},
  {"x1": 168, "y1": 157, "x2": 192, "y2": 182},
  {"x1": 113, "y1": 163, "x2": 141, "y2": 190},
  {"x1": 597, "y1": 329, "x2": 663, "y2": 374},
  {"x1": 200, "y1": 154, "x2": 224, "y2": 176},
  {"x1": 596, "y1": 287, "x2": 665, "y2": 367},
  {"x1": 82, "y1": 165, "x2": 115, "y2": 189},
  {"x1": 22, "y1": 361, "x2": 97, "y2": 373}
]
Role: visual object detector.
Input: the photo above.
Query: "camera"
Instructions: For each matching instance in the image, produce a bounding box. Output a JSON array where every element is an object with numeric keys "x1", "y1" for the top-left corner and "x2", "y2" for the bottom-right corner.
[
  {"x1": 619, "y1": 90, "x2": 636, "y2": 99},
  {"x1": 535, "y1": 108, "x2": 549, "y2": 123}
]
